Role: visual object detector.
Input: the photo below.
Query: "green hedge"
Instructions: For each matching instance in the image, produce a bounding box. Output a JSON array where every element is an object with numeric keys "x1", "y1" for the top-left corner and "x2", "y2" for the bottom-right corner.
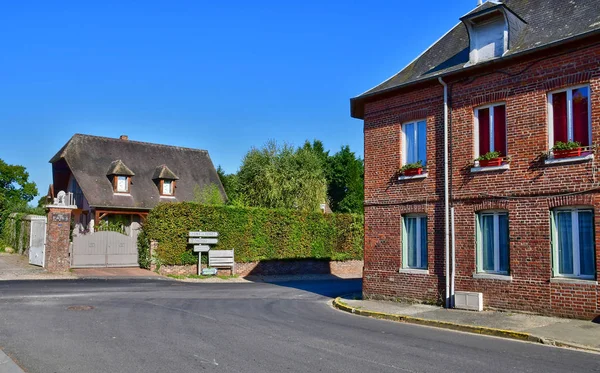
[{"x1": 139, "y1": 202, "x2": 363, "y2": 267}]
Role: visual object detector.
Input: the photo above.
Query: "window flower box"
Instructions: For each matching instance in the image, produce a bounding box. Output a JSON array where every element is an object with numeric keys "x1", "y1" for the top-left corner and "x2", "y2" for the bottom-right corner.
[
  {"x1": 399, "y1": 160, "x2": 424, "y2": 177},
  {"x1": 403, "y1": 167, "x2": 423, "y2": 176},
  {"x1": 478, "y1": 158, "x2": 503, "y2": 167},
  {"x1": 553, "y1": 148, "x2": 582, "y2": 159}
]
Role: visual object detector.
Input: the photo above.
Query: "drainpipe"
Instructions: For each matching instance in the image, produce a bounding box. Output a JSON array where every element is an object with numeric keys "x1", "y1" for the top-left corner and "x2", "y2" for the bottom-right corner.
[
  {"x1": 438, "y1": 77, "x2": 451, "y2": 309},
  {"x1": 451, "y1": 206, "x2": 456, "y2": 308}
]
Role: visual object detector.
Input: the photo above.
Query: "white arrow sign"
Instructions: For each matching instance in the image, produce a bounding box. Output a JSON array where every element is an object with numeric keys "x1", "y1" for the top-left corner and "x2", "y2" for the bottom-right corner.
[
  {"x1": 189, "y1": 231, "x2": 219, "y2": 237},
  {"x1": 193, "y1": 245, "x2": 211, "y2": 253},
  {"x1": 188, "y1": 238, "x2": 218, "y2": 244}
]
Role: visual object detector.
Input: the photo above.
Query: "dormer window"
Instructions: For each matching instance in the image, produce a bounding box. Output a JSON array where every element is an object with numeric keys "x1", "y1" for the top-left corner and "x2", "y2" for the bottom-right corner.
[
  {"x1": 153, "y1": 165, "x2": 179, "y2": 197},
  {"x1": 106, "y1": 160, "x2": 135, "y2": 195},
  {"x1": 160, "y1": 179, "x2": 175, "y2": 196},
  {"x1": 471, "y1": 16, "x2": 507, "y2": 63},
  {"x1": 461, "y1": 3, "x2": 526, "y2": 65},
  {"x1": 115, "y1": 176, "x2": 130, "y2": 193}
]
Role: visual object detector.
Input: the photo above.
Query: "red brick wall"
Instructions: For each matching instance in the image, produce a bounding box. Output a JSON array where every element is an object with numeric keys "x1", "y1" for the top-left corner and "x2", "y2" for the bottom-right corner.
[
  {"x1": 45, "y1": 207, "x2": 73, "y2": 272},
  {"x1": 362, "y1": 41, "x2": 600, "y2": 319}
]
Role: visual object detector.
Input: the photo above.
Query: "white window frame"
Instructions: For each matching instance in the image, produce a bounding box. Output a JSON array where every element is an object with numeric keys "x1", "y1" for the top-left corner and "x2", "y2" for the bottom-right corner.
[
  {"x1": 476, "y1": 210, "x2": 509, "y2": 274},
  {"x1": 551, "y1": 207, "x2": 596, "y2": 280},
  {"x1": 162, "y1": 180, "x2": 173, "y2": 195},
  {"x1": 547, "y1": 84, "x2": 592, "y2": 149},
  {"x1": 402, "y1": 214, "x2": 427, "y2": 270},
  {"x1": 116, "y1": 176, "x2": 129, "y2": 193},
  {"x1": 473, "y1": 102, "x2": 506, "y2": 158},
  {"x1": 401, "y1": 119, "x2": 427, "y2": 166}
]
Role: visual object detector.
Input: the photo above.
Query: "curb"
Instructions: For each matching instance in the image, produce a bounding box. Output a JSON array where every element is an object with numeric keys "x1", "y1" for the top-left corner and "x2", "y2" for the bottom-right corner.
[{"x1": 332, "y1": 297, "x2": 600, "y2": 354}]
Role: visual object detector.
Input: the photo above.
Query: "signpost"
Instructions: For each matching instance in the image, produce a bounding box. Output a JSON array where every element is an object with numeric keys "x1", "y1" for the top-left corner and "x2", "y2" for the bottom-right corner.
[
  {"x1": 188, "y1": 231, "x2": 219, "y2": 275},
  {"x1": 188, "y1": 238, "x2": 218, "y2": 244}
]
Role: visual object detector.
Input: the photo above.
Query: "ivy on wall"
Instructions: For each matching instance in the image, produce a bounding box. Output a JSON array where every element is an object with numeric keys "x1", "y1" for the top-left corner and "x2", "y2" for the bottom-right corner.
[{"x1": 139, "y1": 202, "x2": 363, "y2": 267}]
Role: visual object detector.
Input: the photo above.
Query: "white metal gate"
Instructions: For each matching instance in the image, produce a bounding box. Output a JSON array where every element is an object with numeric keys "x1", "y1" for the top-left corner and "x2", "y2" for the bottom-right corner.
[
  {"x1": 71, "y1": 231, "x2": 138, "y2": 268},
  {"x1": 28, "y1": 217, "x2": 47, "y2": 267}
]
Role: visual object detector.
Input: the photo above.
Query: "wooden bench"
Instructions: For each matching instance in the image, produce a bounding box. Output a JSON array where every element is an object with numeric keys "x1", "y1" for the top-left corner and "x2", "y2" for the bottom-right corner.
[{"x1": 208, "y1": 249, "x2": 235, "y2": 274}]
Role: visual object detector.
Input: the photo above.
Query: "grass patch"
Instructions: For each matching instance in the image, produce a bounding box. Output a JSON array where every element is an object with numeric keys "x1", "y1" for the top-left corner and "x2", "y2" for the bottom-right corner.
[{"x1": 166, "y1": 274, "x2": 239, "y2": 280}]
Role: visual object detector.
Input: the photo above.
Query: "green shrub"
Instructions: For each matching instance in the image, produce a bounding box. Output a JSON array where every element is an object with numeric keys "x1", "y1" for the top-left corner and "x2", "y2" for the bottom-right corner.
[
  {"x1": 399, "y1": 160, "x2": 423, "y2": 172},
  {"x1": 141, "y1": 202, "x2": 363, "y2": 265},
  {"x1": 476, "y1": 151, "x2": 501, "y2": 161},
  {"x1": 137, "y1": 230, "x2": 150, "y2": 269},
  {"x1": 552, "y1": 141, "x2": 581, "y2": 151}
]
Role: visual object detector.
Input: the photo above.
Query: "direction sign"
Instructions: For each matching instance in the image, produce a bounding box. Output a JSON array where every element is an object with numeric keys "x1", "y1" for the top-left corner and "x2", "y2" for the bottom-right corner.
[
  {"x1": 189, "y1": 231, "x2": 219, "y2": 238},
  {"x1": 188, "y1": 238, "x2": 218, "y2": 244},
  {"x1": 193, "y1": 245, "x2": 211, "y2": 253}
]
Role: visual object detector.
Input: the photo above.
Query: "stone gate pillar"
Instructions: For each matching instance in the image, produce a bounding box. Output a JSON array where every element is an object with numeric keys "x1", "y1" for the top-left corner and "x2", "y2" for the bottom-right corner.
[{"x1": 45, "y1": 192, "x2": 76, "y2": 272}]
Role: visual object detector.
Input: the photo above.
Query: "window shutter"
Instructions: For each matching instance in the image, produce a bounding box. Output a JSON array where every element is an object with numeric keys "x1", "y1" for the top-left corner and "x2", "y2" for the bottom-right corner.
[
  {"x1": 493, "y1": 105, "x2": 507, "y2": 156},
  {"x1": 550, "y1": 211, "x2": 558, "y2": 277},
  {"x1": 572, "y1": 87, "x2": 590, "y2": 146},
  {"x1": 552, "y1": 92, "x2": 568, "y2": 144},
  {"x1": 478, "y1": 108, "x2": 490, "y2": 155}
]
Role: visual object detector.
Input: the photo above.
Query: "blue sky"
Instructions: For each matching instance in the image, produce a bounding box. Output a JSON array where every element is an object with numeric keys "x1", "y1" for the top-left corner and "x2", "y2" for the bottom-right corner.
[{"x1": 0, "y1": 0, "x2": 477, "y2": 198}]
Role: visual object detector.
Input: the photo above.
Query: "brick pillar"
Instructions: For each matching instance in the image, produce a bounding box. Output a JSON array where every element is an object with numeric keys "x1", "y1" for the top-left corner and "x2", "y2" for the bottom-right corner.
[{"x1": 45, "y1": 207, "x2": 74, "y2": 272}]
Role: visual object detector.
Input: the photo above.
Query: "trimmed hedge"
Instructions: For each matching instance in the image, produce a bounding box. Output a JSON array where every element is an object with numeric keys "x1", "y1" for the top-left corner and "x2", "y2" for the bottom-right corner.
[{"x1": 139, "y1": 202, "x2": 363, "y2": 267}]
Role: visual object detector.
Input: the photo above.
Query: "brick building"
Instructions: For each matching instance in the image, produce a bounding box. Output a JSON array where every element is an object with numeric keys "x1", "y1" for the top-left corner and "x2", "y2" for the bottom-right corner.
[{"x1": 351, "y1": 0, "x2": 600, "y2": 318}]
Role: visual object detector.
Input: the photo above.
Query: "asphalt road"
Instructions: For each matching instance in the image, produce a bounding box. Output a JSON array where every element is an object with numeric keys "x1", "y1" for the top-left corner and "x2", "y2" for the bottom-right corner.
[{"x1": 0, "y1": 278, "x2": 598, "y2": 373}]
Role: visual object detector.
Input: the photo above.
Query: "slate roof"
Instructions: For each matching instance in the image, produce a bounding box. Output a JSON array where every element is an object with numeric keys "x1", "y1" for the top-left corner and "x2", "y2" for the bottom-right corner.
[
  {"x1": 351, "y1": 0, "x2": 600, "y2": 118},
  {"x1": 50, "y1": 134, "x2": 226, "y2": 210}
]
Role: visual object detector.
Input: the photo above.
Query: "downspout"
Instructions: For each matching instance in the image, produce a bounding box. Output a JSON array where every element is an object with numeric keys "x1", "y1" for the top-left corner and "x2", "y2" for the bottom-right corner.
[
  {"x1": 438, "y1": 77, "x2": 451, "y2": 309},
  {"x1": 451, "y1": 207, "x2": 456, "y2": 308}
]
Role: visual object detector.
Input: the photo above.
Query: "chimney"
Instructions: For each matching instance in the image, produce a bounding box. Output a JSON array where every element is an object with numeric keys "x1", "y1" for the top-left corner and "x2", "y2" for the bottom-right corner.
[
  {"x1": 477, "y1": 0, "x2": 483, "y2": 5},
  {"x1": 120, "y1": 135, "x2": 129, "y2": 141}
]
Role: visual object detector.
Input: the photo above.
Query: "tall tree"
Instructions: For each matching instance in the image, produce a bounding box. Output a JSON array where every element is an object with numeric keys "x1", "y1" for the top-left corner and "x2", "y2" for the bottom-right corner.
[
  {"x1": 216, "y1": 165, "x2": 240, "y2": 203},
  {"x1": 0, "y1": 159, "x2": 39, "y2": 231},
  {"x1": 237, "y1": 141, "x2": 327, "y2": 212},
  {"x1": 327, "y1": 146, "x2": 364, "y2": 213}
]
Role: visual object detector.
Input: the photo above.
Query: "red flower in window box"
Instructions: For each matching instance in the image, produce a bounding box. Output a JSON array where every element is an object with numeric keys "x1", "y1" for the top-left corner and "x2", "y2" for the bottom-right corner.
[{"x1": 552, "y1": 141, "x2": 582, "y2": 159}]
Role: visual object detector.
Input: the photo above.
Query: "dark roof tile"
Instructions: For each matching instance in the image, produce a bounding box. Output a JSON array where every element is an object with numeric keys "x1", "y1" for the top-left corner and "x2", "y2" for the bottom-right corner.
[{"x1": 351, "y1": 0, "x2": 600, "y2": 118}]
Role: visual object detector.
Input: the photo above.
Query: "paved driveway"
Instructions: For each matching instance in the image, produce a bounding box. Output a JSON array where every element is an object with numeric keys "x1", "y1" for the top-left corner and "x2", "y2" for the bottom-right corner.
[{"x1": 0, "y1": 279, "x2": 598, "y2": 373}]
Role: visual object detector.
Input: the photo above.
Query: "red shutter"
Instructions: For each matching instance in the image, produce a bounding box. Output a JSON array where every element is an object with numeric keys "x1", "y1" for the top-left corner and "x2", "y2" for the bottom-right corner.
[
  {"x1": 552, "y1": 92, "x2": 568, "y2": 144},
  {"x1": 493, "y1": 105, "x2": 506, "y2": 156},
  {"x1": 572, "y1": 87, "x2": 589, "y2": 146},
  {"x1": 478, "y1": 108, "x2": 490, "y2": 155}
]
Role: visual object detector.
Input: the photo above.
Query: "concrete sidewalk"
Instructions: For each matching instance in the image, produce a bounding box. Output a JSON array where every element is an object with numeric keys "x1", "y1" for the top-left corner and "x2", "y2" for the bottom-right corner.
[
  {"x1": 335, "y1": 295, "x2": 600, "y2": 353},
  {"x1": 0, "y1": 253, "x2": 75, "y2": 280}
]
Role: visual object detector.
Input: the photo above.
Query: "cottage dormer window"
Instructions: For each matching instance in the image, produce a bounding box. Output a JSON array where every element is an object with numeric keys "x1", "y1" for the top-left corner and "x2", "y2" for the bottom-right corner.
[
  {"x1": 116, "y1": 176, "x2": 130, "y2": 193},
  {"x1": 106, "y1": 160, "x2": 135, "y2": 195},
  {"x1": 160, "y1": 179, "x2": 175, "y2": 196},
  {"x1": 153, "y1": 165, "x2": 179, "y2": 197}
]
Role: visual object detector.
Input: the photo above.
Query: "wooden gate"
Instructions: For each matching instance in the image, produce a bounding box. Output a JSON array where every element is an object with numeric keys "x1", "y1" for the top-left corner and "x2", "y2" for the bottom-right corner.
[{"x1": 71, "y1": 231, "x2": 138, "y2": 268}]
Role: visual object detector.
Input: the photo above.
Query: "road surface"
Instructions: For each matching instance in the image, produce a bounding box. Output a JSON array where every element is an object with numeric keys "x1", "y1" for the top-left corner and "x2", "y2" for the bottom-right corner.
[{"x1": 0, "y1": 278, "x2": 598, "y2": 372}]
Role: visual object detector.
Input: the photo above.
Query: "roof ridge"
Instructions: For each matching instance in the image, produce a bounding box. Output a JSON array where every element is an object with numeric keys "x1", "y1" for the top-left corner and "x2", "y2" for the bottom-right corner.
[{"x1": 72, "y1": 133, "x2": 209, "y2": 154}]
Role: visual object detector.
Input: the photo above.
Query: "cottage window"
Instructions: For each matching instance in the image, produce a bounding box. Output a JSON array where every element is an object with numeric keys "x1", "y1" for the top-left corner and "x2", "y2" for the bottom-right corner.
[
  {"x1": 551, "y1": 208, "x2": 595, "y2": 279},
  {"x1": 476, "y1": 211, "x2": 509, "y2": 274},
  {"x1": 160, "y1": 180, "x2": 175, "y2": 196},
  {"x1": 474, "y1": 104, "x2": 506, "y2": 157},
  {"x1": 402, "y1": 215, "x2": 427, "y2": 270},
  {"x1": 115, "y1": 176, "x2": 129, "y2": 193},
  {"x1": 548, "y1": 86, "x2": 591, "y2": 148},
  {"x1": 402, "y1": 120, "x2": 427, "y2": 166}
]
